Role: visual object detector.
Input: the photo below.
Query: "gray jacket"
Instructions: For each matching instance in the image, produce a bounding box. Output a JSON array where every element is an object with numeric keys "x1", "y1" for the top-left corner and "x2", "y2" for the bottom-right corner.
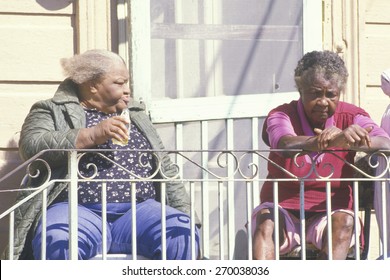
[{"x1": 7, "y1": 79, "x2": 195, "y2": 259}]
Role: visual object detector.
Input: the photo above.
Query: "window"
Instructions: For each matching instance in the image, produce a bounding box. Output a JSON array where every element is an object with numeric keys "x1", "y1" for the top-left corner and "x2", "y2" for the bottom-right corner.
[{"x1": 126, "y1": 0, "x2": 322, "y2": 121}]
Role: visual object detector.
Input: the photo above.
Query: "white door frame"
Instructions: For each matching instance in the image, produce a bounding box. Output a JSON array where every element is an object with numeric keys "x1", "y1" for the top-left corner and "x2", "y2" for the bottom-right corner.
[{"x1": 119, "y1": 0, "x2": 322, "y2": 123}]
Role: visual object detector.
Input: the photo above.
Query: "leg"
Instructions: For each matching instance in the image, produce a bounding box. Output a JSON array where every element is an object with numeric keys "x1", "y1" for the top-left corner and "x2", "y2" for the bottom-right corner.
[
  {"x1": 32, "y1": 202, "x2": 112, "y2": 260},
  {"x1": 252, "y1": 208, "x2": 287, "y2": 260},
  {"x1": 110, "y1": 199, "x2": 200, "y2": 260},
  {"x1": 317, "y1": 212, "x2": 354, "y2": 260}
]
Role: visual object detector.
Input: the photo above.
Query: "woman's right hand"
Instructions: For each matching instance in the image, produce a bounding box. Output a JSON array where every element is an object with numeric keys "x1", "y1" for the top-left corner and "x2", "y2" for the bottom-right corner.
[
  {"x1": 92, "y1": 116, "x2": 130, "y2": 145},
  {"x1": 76, "y1": 115, "x2": 130, "y2": 148}
]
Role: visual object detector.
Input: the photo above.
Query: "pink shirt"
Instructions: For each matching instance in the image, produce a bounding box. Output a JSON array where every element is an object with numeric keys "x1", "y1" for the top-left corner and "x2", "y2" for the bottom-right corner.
[{"x1": 267, "y1": 98, "x2": 389, "y2": 149}]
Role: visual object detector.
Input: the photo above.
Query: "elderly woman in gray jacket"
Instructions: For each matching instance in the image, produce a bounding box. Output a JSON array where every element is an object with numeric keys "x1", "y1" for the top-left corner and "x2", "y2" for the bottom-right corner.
[{"x1": 12, "y1": 49, "x2": 199, "y2": 260}]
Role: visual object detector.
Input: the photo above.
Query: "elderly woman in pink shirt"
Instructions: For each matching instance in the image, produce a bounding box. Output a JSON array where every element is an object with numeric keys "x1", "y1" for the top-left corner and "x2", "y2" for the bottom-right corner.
[{"x1": 252, "y1": 50, "x2": 390, "y2": 260}]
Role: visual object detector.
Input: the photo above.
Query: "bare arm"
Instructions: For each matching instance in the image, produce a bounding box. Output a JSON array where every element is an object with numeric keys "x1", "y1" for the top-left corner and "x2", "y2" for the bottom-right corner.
[{"x1": 277, "y1": 125, "x2": 390, "y2": 158}]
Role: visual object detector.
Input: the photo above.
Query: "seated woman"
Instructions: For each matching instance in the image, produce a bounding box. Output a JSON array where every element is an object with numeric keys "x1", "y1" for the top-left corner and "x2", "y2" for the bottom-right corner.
[
  {"x1": 252, "y1": 50, "x2": 390, "y2": 260},
  {"x1": 13, "y1": 49, "x2": 199, "y2": 260}
]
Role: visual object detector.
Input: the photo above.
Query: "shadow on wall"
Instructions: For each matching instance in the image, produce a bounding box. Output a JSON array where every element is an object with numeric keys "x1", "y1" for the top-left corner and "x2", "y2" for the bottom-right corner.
[
  {"x1": 35, "y1": 0, "x2": 71, "y2": 10},
  {"x1": 0, "y1": 133, "x2": 25, "y2": 258}
]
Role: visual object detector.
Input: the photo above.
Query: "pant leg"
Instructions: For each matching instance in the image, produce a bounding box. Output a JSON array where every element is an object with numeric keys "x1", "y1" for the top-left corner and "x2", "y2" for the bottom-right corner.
[
  {"x1": 109, "y1": 199, "x2": 199, "y2": 260},
  {"x1": 32, "y1": 202, "x2": 112, "y2": 260}
]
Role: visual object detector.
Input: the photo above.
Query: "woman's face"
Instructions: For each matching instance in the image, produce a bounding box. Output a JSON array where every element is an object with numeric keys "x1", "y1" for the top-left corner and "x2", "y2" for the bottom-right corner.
[
  {"x1": 299, "y1": 73, "x2": 341, "y2": 129},
  {"x1": 92, "y1": 61, "x2": 130, "y2": 114}
]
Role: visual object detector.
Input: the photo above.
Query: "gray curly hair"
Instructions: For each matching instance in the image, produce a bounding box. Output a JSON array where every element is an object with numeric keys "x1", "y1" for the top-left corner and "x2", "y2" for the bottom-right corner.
[
  {"x1": 60, "y1": 49, "x2": 126, "y2": 84},
  {"x1": 294, "y1": 50, "x2": 349, "y2": 92}
]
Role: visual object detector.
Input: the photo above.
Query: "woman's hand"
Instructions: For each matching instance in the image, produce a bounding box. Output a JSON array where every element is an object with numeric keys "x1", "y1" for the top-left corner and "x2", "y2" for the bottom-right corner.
[
  {"x1": 335, "y1": 125, "x2": 372, "y2": 148},
  {"x1": 92, "y1": 116, "x2": 130, "y2": 145},
  {"x1": 314, "y1": 127, "x2": 342, "y2": 150},
  {"x1": 315, "y1": 125, "x2": 372, "y2": 150},
  {"x1": 76, "y1": 115, "x2": 130, "y2": 148}
]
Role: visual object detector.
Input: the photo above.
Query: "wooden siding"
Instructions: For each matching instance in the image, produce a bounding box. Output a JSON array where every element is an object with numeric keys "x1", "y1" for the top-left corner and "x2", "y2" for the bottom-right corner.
[
  {"x1": 361, "y1": 0, "x2": 390, "y2": 123},
  {"x1": 0, "y1": 1, "x2": 75, "y2": 148},
  {"x1": 0, "y1": 0, "x2": 77, "y2": 257}
]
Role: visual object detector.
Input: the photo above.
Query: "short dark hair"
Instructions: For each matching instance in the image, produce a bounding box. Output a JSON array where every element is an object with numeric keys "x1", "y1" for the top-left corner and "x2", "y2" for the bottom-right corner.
[{"x1": 294, "y1": 50, "x2": 348, "y2": 92}]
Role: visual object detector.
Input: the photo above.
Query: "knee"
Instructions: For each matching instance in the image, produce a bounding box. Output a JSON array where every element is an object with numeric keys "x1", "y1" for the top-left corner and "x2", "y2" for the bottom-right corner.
[
  {"x1": 32, "y1": 227, "x2": 70, "y2": 260},
  {"x1": 254, "y1": 211, "x2": 276, "y2": 238},
  {"x1": 332, "y1": 212, "x2": 354, "y2": 232},
  {"x1": 165, "y1": 214, "x2": 200, "y2": 260}
]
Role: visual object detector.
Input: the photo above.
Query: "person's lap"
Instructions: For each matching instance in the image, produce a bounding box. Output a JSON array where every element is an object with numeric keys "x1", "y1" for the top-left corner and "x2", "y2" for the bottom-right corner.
[
  {"x1": 32, "y1": 199, "x2": 199, "y2": 260},
  {"x1": 251, "y1": 202, "x2": 360, "y2": 254},
  {"x1": 109, "y1": 199, "x2": 199, "y2": 259}
]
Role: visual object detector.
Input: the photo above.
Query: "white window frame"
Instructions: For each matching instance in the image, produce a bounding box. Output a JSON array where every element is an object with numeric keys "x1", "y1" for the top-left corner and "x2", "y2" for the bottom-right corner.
[{"x1": 119, "y1": 0, "x2": 323, "y2": 123}]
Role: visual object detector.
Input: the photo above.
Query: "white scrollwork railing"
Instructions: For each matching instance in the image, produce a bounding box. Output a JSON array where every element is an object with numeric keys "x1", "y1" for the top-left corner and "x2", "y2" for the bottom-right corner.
[{"x1": 0, "y1": 149, "x2": 389, "y2": 260}]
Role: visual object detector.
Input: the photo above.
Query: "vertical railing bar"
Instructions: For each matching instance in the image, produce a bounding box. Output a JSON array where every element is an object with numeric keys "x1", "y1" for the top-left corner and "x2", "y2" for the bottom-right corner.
[
  {"x1": 250, "y1": 117, "x2": 259, "y2": 261},
  {"x1": 300, "y1": 180, "x2": 306, "y2": 260},
  {"x1": 226, "y1": 118, "x2": 235, "y2": 259},
  {"x1": 41, "y1": 188, "x2": 47, "y2": 260},
  {"x1": 8, "y1": 211, "x2": 14, "y2": 260},
  {"x1": 353, "y1": 181, "x2": 360, "y2": 260},
  {"x1": 326, "y1": 181, "x2": 332, "y2": 260},
  {"x1": 381, "y1": 181, "x2": 388, "y2": 259},
  {"x1": 251, "y1": 117, "x2": 260, "y2": 208},
  {"x1": 246, "y1": 181, "x2": 253, "y2": 260},
  {"x1": 190, "y1": 181, "x2": 196, "y2": 259},
  {"x1": 273, "y1": 181, "x2": 279, "y2": 260},
  {"x1": 131, "y1": 182, "x2": 137, "y2": 260},
  {"x1": 101, "y1": 182, "x2": 107, "y2": 260},
  {"x1": 68, "y1": 150, "x2": 79, "y2": 260},
  {"x1": 218, "y1": 181, "x2": 224, "y2": 260},
  {"x1": 201, "y1": 121, "x2": 210, "y2": 259},
  {"x1": 161, "y1": 182, "x2": 167, "y2": 260}
]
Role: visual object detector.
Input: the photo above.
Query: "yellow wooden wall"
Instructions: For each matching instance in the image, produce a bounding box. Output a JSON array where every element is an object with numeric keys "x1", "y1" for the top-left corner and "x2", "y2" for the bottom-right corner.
[
  {"x1": 0, "y1": 0, "x2": 115, "y2": 257},
  {"x1": 361, "y1": 0, "x2": 390, "y2": 123},
  {"x1": 323, "y1": 0, "x2": 390, "y2": 123}
]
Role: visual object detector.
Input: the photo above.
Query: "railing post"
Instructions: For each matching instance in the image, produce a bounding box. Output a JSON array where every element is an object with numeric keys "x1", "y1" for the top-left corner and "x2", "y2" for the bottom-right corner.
[
  {"x1": 68, "y1": 150, "x2": 79, "y2": 260},
  {"x1": 40, "y1": 188, "x2": 47, "y2": 260},
  {"x1": 326, "y1": 181, "x2": 333, "y2": 260},
  {"x1": 246, "y1": 181, "x2": 253, "y2": 260},
  {"x1": 8, "y1": 211, "x2": 14, "y2": 260},
  {"x1": 190, "y1": 182, "x2": 196, "y2": 260},
  {"x1": 161, "y1": 182, "x2": 167, "y2": 260},
  {"x1": 353, "y1": 181, "x2": 360, "y2": 260},
  {"x1": 218, "y1": 181, "x2": 224, "y2": 260},
  {"x1": 300, "y1": 180, "x2": 306, "y2": 260},
  {"x1": 381, "y1": 181, "x2": 388, "y2": 259},
  {"x1": 101, "y1": 182, "x2": 107, "y2": 260},
  {"x1": 131, "y1": 182, "x2": 137, "y2": 260},
  {"x1": 273, "y1": 181, "x2": 279, "y2": 260},
  {"x1": 201, "y1": 127, "x2": 210, "y2": 259}
]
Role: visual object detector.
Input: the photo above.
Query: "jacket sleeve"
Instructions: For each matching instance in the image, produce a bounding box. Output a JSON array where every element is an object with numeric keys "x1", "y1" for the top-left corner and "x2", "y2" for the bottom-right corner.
[{"x1": 19, "y1": 101, "x2": 80, "y2": 164}]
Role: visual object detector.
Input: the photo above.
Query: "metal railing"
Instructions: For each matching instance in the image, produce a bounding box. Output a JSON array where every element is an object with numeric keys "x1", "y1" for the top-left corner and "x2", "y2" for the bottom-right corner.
[{"x1": 0, "y1": 149, "x2": 388, "y2": 260}]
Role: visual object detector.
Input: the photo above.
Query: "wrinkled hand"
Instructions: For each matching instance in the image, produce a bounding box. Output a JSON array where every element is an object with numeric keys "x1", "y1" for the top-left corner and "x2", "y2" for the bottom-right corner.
[
  {"x1": 314, "y1": 126, "x2": 342, "y2": 150},
  {"x1": 314, "y1": 125, "x2": 372, "y2": 150},
  {"x1": 90, "y1": 115, "x2": 130, "y2": 145}
]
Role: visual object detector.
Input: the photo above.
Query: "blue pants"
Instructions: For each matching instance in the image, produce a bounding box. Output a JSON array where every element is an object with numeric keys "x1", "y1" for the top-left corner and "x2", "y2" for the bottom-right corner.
[{"x1": 32, "y1": 199, "x2": 199, "y2": 260}]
